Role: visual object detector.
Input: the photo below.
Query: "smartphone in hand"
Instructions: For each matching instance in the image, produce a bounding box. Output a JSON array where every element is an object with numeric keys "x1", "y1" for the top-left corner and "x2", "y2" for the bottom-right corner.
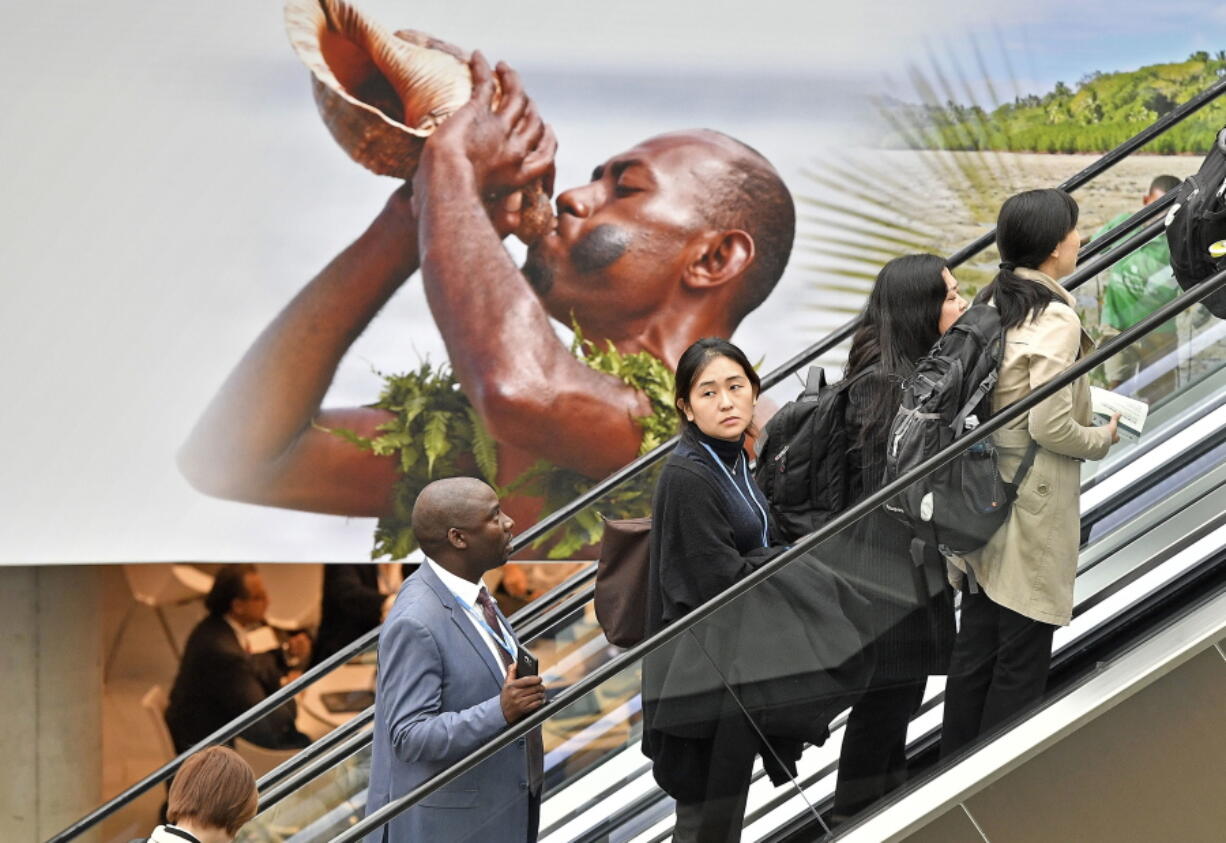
[{"x1": 515, "y1": 647, "x2": 539, "y2": 678}]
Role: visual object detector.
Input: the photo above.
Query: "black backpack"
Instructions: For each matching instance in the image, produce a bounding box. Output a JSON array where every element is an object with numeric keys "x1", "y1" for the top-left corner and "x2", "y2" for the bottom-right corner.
[
  {"x1": 882, "y1": 304, "x2": 1037, "y2": 556},
  {"x1": 1165, "y1": 126, "x2": 1226, "y2": 319},
  {"x1": 754, "y1": 367, "x2": 866, "y2": 542}
]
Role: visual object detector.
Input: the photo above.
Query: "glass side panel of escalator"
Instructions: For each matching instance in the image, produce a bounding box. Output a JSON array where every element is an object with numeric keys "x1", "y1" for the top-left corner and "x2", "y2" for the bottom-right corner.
[{"x1": 247, "y1": 298, "x2": 1224, "y2": 843}]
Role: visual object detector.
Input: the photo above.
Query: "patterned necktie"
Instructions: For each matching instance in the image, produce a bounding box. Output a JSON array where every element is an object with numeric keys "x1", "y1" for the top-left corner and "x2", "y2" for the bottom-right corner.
[
  {"x1": 476, "y1": 587, "x2": 544, "y2": 795},
  {"x1": 475, "y1": 586, "x2": 513, "y2": 668}
]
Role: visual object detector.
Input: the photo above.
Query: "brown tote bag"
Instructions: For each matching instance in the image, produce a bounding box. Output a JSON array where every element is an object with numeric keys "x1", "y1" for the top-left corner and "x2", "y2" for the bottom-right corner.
[{"x1": 594, "y1": 516, "x2": 652, "y2": 648}]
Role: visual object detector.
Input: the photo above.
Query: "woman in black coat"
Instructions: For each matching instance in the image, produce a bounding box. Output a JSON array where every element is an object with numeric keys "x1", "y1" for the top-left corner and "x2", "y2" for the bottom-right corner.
[
  {"x1": 641, "y1": 338, "x2": 873, "y2": 843},
  {"x1": 828, "y1": 254, "x2": 968, "y2": 820}
]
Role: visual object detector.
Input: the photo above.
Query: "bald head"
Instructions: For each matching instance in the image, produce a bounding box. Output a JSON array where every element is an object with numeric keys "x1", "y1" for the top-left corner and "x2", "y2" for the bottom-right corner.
[
  {"x1": 521, "y1": 128, "x2": 794, "y2": 345},
  {"x1": 675, "y1": 129, "x2": 796, "y2": 321},
  {"x1": 411, "y1": 478, "x2": 514, "y2": 578},
  {"x1": 411, "y1": 477, "x2": 495, "y2": 550}
]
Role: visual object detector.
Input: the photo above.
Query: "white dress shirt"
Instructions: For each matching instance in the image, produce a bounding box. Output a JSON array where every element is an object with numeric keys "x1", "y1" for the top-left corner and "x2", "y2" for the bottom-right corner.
[
  {"x1": 224, "y1": 614, "x2": 251, "y2": 653},
  {"x1": 426, "y1": 559, "x2": 515, "y2": 678}
]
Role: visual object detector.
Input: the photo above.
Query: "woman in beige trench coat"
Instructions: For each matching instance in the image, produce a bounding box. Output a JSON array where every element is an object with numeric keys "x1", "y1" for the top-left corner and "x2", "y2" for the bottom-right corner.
[{"x1": 940, "y1": 189, "x2": 1120, "y2": 757}]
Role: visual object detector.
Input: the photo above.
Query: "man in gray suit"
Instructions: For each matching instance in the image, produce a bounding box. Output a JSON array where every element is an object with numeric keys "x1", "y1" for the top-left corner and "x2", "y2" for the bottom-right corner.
[{"x1": 366, "y1": 477, "x2": 546, "y2": 842}]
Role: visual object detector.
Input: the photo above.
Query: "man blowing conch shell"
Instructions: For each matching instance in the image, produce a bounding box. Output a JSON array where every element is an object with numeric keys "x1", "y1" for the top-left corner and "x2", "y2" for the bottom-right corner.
[{"x1": 179, "y1": 1, "x2": 797, "y2": 605}]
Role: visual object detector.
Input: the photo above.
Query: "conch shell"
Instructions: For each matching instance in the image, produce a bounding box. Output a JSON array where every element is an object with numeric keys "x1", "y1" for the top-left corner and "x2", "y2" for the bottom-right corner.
[{"x1": 284, "y1": 0, "x2": 554, "y2": 243}]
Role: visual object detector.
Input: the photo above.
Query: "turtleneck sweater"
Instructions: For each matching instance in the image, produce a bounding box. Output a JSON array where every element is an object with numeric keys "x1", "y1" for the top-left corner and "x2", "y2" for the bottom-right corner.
[
  {"x1": 677, "y1": 423, "x2": 770, "y2": 553},
  {"x1": 692, "y1": 426, "x2": 745, "y2": 466}
]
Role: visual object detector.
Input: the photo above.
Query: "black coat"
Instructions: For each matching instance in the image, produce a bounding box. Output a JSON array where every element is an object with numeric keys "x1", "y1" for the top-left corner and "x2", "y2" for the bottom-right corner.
[
  {"x1": 164, "y1": 615, "x2": 308, "y2": 753},
  {"x1": 825, "y1": 370, "x2": 955, "y2": 679},
  {"x1": 312, "y1": 563, "x2": 415, "y2": 666},
  {"x1": 641, "y1": 426, "x2": 875, "y2": 802}
]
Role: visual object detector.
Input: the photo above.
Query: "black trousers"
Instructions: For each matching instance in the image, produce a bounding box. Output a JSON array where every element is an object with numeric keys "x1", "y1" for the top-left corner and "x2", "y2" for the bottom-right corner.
[
  {"x1": 940, "y1": 588, "x2": 1056, "y2": 758},
  {"x1": 671, "y1": 714, "x2": 759, "y2": 843},
  {"x1": 832, "y1": 675, "x2": 926, "y2": 819}
]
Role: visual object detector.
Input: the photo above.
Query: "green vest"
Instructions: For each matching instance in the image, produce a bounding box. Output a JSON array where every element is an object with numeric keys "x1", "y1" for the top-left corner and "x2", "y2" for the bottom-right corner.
[{"x1": 1094, "y1": 211, "x2": 1178, "y2": 332}]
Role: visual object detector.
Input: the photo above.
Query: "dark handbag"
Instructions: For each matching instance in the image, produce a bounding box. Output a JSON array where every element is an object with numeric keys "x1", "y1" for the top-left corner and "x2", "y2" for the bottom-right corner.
[{"x1": 594, "y1": 516, "x2": 652, "y2": 647}]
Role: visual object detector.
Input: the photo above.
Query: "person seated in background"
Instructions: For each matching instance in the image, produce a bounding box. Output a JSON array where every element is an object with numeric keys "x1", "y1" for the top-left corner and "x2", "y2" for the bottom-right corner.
[
  {"x1": 133, "y1": 746, "x2": 257, "y2": 843},
  {"x1": 1094, "y1": 174, "x2": 1182, "y2": 400},
  {"x1": 165, "y1": 564, "x2": 312, "y2": 753},
  {"x1": 312, "y1": 562, "x2": 416, "y2": 666}
]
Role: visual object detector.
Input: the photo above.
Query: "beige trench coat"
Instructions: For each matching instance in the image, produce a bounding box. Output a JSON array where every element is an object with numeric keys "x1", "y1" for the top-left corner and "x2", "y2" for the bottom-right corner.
[{"x1": 949, "y1": 268, "x2": 1115, "y2": 626}]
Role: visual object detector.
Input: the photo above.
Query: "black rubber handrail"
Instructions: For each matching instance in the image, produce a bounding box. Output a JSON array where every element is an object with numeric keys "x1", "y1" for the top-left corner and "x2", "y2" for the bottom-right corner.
[
  {"x1": 258, "y1": 724, "x2": 376, "y2": 811},
  {"x1": 257, "y1": 708, "x2": 375, "y2": 792},
  {"x1": 503, "y1": 76, "x2": 1226, "y2": 562},
  {"x1": 634, "y1": 446, "x2": 1226, "y2": 841},
  {"x1": 340, "y1": 267, "x2": 1226, "y2": 843},
  {"x1": 54, "y1": 74, "x2": 1225, "y2": 841},
  {"x1": 1082, "y1": 191, "x2": 1177, "y2": 257},
  {"x1": 760, "y1": 549, "x2": 1226, "y2": 843}
]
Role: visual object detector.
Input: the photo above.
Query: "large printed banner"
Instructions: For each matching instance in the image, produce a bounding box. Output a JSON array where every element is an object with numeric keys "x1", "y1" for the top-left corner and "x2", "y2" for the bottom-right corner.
[{"x1": 1, "y1": 1, "x2": 1218, "y2": 563}]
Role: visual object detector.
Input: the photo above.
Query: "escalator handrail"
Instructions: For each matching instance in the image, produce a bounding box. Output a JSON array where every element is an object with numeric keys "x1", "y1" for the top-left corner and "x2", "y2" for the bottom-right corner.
[
  {"x1": 257, "y1": 723, "x2": 376, "y2": 811},
  {"x1": 45, "y1": 620, "x2": 385, "y2": 843},
  {"x1": 249, "y1": 210, "x2": 1180, "y2": 809},
  {"x1": 253, "y1": 560, "x2": 603, "y2": 808},
  {"x1": 510, "y1": 96, "x2": 1210, "y2": 561},
  {"x1": 760, "y1": 540, "x2": 1226, "y2": 843},
  {"x1": 243, "y1": 183, "x2": 1185, "y2": 821},
  {"x1": 944, "y1": 75, "x2": 1226, "y2": 267},
  {"x1": 1079, "y1": 190, "x2": 1176, "y2": 262},
  {"x1": 544, "y1": 464, "x2": 1226, "y2": 842},
  {"x1": 53, "y1": 78, "x2": 1225, "y2": 841},
  {"x1": 257, "y1": 708, "x2": 375, "y2": 793},
  {"x1": 338, "y1": 267, "x2": 1226, "y2": 843},
  {"x1": 493, "y1": 75, "x2": 1225, "y2": 561}
]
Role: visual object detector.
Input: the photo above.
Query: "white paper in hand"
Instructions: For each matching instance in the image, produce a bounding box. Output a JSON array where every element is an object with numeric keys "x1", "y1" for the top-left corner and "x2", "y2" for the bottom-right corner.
[{"x1": 1090, "y1": 387, "x2": 1149, "y2": 441}]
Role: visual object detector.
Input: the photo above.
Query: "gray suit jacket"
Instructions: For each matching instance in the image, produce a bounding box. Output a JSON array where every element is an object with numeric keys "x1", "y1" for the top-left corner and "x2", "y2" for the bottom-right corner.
[{"x1": 366, "y1": 562, "x2": 539, "y2": 842}]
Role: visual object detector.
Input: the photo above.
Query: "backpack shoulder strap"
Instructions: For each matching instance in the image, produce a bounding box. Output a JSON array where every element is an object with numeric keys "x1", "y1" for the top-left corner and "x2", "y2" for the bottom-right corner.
[
  {"x1": 950, "y1": 308, "x2": 1006, "y2": 434},
  {"x1": 1011, "y1": 440, "x2": 1040, "y2": 488}
]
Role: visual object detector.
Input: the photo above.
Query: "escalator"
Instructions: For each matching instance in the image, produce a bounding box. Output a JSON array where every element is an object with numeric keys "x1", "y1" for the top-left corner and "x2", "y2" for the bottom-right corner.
[
  {"x1": 53, "y1": 76, "x2": 1226, "y2": 843},
  {"x1": 233, "y1": 269, "x2": 1226, "y2": 842},
  {"x1": 550, "y1": 340, "x2": 1226, "y2": 843}
]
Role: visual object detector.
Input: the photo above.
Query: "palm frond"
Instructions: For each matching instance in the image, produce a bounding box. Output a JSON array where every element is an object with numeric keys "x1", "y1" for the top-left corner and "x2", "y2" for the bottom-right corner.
[{"x1": 794, "y1": 35, "x2": 1033, "y2": 318}]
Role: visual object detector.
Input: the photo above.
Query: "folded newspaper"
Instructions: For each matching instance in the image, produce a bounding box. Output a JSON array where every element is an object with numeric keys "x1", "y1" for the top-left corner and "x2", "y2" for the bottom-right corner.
[{"x1": 1090, "y1": 387, "x2": 1149, "y2": 441}]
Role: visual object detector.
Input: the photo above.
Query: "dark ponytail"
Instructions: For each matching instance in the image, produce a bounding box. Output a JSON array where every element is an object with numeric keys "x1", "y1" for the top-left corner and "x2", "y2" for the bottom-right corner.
[{"x1": 974, "y1": 189, "x2": 1077, "y2": 331}]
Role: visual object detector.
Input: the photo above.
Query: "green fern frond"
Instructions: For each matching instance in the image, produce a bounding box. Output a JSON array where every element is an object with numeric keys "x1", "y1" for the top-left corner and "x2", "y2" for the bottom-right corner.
[{"x1": 328, "y1": 333, "x2": 674, "y2": 560}]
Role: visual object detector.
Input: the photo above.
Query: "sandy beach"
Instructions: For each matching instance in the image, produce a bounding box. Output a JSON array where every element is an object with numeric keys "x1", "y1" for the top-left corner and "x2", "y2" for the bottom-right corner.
[
  {"x1": 799, "y1": 150, "x2": 1197, "y2": 274},
  {"x1": 891, "y1": 150, "x2": 1195, "y2": 249}
]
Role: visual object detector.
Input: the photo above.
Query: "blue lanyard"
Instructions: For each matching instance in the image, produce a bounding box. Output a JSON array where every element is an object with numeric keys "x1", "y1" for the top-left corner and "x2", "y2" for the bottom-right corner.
[
  {"x1": 699, "y1": 442, "x2": 770, "y2": 548},
  {"x1": 459, "y1": 598, "x2": 517, "y2": 660}
]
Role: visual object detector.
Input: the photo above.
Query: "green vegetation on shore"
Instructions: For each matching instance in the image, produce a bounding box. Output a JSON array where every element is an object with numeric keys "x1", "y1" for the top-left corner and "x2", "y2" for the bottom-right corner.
[{"x1": 886, "y1": 52, "x2": 1226, "y2": 154}]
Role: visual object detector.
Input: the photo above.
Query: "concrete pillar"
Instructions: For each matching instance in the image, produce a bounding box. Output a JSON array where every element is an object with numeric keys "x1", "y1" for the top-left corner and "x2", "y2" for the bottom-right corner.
[{"x1": 0, "y1": 566, "x2": 103, "y2": 842}]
